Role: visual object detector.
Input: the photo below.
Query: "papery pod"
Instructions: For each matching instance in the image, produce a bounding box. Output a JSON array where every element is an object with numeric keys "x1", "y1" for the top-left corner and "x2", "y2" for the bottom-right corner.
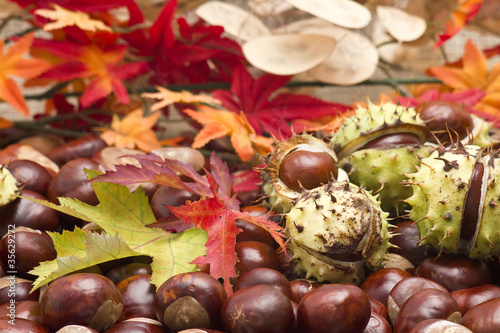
[
  {"x1": 261, "y1": 134, "x2": 347, "y2": 214},
  {"x1": 286, "y1": 181, "x2": 392, "y2": 284},
  {"x1": 339, "y1": 145, "x2": 434, "y2": 214},
  {"x1": 403, "y1": 144, "x2": 500, "y2": 257}
]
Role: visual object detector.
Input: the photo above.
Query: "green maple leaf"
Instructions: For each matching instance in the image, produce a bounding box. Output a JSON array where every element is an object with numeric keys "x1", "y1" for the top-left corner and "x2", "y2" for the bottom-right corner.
[{"x1": 27, "y1": 172, "x2": 208, "y2": 290}]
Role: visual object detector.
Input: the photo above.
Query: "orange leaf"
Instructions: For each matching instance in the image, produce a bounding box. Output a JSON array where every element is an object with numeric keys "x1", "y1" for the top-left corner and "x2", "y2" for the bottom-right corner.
[
  {"x1": 0, "y1": 116, "x2": 13, "y2": 129},
  {"x1": 435, "y1": 0, "x2": 483, "y2": 47},
  {"x1": 0, "y1": 33, "x2": 51, "y2": 116},
  {"x1": 98, "y1": 109, "x2": 162, "y2": 152},
  {"x1": 142, "y1": 86, "x2": 221, "y2": 111},
  {"x1": 184, "y1": 105, "x2": 273, "y2": 162},
  {"x1": 34, "y1": 4, "x2": 112, "y2": 32}
]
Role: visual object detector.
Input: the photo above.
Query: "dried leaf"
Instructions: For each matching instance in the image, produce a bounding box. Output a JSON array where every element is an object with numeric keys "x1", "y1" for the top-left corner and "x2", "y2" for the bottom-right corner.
[
  {"x1": 435, "y1": 0, "x2": 483, "y2": 47},
  {"x1": 195, "y1": 1, "x2": 271, "y2": 41},
  {"x1": 142, "y1": 86, "x2": 221, "y2": 111},
  {"x1": 35, "y1": 4, "x2": 112, "y2": 32},
  {"x1": 0, "y1": 33, "x2": 51, "y2": 116},
  {"x1": 376, "y1": 6, "x2": 427, "y2": 42},
  {"x1": 98, "y1": 109, "x2": 162, "y2": 152},
  {"x1": 285, "y1": 0, "x2": 371, "y2": 29},
  {"x1": 242, "y1": 34, "x2": 336, "y2": 76}
]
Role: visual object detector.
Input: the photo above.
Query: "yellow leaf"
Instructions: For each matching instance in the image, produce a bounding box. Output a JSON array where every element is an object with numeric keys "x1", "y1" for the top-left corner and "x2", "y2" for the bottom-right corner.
[
  {"x1": 35, "y1": 4, "x2": 112, "y2": 32},
  {"x1": 184, "y1": 106, "x2": 273, "y2": 162},
  {"x1": 97, "y1": 109, "x2": 162, "y2": 152},
  {"x1": 142, "y1": 86, "x2": 221, "y2": 111}
]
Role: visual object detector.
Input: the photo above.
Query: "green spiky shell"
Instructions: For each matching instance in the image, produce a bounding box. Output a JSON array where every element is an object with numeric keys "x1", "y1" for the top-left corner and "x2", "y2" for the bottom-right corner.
[
  {"x1": 339, "y1": 145, "x2": 434, "y2": 214},
  {"x1": 405, "y1": 145, "x2": 482, "y2": 255},
  {"x1": 286, "y1": 181, "x2": 392, "y2": 284},
  {"x1": 330, "y1": 102, "x2": 429, "y2": 159},
  {"x1": 469, "y1": 115, "x2": 492, "y2": 147}
]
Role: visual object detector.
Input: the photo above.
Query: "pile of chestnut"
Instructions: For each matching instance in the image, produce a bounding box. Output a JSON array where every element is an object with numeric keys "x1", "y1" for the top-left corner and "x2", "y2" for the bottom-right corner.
[{"x1": 0, "y1": 132, "x2": 500, "y2": 333}]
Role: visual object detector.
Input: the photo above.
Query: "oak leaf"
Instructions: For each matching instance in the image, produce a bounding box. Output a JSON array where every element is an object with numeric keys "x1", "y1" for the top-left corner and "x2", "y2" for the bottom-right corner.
[
  {"x1": 0, "y1": 33, "x2": 51, "y2": 116},
  {"x1": 435, "y1": 0, "x2": 483, "y2": 47},
  {"x1": 168, "y1": 172, "x2": 285, "y2": 295},
  {"x1": 212, "y1": 64, "x2": 350, "y2": 138},
  {"x1": 142, "y1": 86, "x2": 221, "y2": 111},
  {"x1": 98, "y1": 109, "x2": 162, "y2": 152},
  {"x1": 27, "y1": 175, "x2": 208, "y2": 290},
  {"x1": 35, "y1": 4, "x2": 112, "y2": 32},
  {"x1": 184, "y1": 105, "x2": 274, "y2": 162}
]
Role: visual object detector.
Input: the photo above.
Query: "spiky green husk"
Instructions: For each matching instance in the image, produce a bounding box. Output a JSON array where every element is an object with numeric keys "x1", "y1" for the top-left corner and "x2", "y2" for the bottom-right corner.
[
  {"x1": 339, "y1": 145, "x2": 434, "y2": 214},
  {"x1": 330, "y1": 102, "x2": 428, "y2": 159},
  {"x1": 405, "y1": 145, "x2": 482, "y2": 254},
  {"x1": 469, "y1": 115, "x2": 492, "y2": 147},
  {"x1": 286, "y1": 181, "x2": 392, "y2": 284}
]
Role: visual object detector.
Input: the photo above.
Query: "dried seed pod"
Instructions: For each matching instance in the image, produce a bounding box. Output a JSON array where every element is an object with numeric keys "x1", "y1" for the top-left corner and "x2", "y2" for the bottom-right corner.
[{"x1": 286, "y1": 181, "x2": 392, "y2": 284}]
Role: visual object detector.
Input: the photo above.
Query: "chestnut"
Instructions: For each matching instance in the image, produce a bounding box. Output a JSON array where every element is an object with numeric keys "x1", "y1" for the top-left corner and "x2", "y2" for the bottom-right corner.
[
  {"x1": 393, "y1": 289, "x2": 461, "y2": 333},
  {"x1": 450, "y1": 284, "x2": 500, "y2": 315},
  {"x1": 0, "y1": 227, "x2": 57, "y2": 279},
  {"x1": 222, "y1": 284, "x2": 294, "y2": 333},
  {"x1": 154, "y1": 271, "x2": 227, "y2": 331},
  {"x1": 461, "y1": 298, "x2": 500, "y2": 332},
  {"x1": 0, "y1": 144, "x2": 59, "y2": 176},
  {"x1": 279, "y1": 149, "x2": 338, "y2": 192},
  {"x1": 0, "y1": 190, "x2": 59, "y2": 237},
  {"x1": 387, "y1": 276, "x2": 448, "y2": 324},
  {"x1": 0, "y1": 317, "x2": 49, "y2": 332},
  {"x1": 46, "y1": 133, "x2": 107, "y2": 166},
  {"x1": 360, "y1": 268, "x2": 412, "y2": 307},
  {"x1": 0, "y1": 300, "x2": 42, "y2": 324},
  {"x1": 0, "y1": 276, "x2": 39, "y2": 304},
  {"x1": 408, "y1": 319, "x2": 472, "y2": 333},
  {"x1": 415, "y1": 254, "x2": 492, "y2": 291},
  {"x1": 417, "y1": 100, "x2": 473, "y2": 144},
  {"x1": 56, "y1": 325, "x2": 99, "y2": 332},
  {"x1": 289, "y1": 279, "x2": 322, "y2": 303},
  {"x1": 40, "y1": 273, "x2": 123, "y2": 332},
  {"x1": 389, "y1": 220, "x2": 430, "y2": 266},
  {"x1": 150, "y1": 186, "x2": 200, "y2": 220},
  {"x1": 116, "y1": 274, "x2": 156, "y2": 322},
  {"x1": 17, "y1": 134, "x2": 65, "y2": 155},
  {"x1": 297, "y1": 284, "x2": 371, "y2": 333},
  {"x1": 47, "y1": 157, "x2": 100, "y2": 206},
  {"x1": 235, "y1": 241, "x2": 281, "y2": 276},
  {"x1": 233, "y1": 267, "x2": 292, "y2": 299},
  {"x1": 105, "y1": 262, "x2": 152, "y2": 285},
  {"x1": 103, "y1": 317, "x2": 168, "y2": 332},
  {"x1": 363, "y1": 312, "x2": 392, "y2": 333},
  {"x1": 361, "y1": 133, "x2": 422, "y2": 150},
  {"x1": 235, "y1": 218, "x2": 276, "y2": 247},
  {"x1": 7, "y1": 159, "x2": 52, "y2": 196}
]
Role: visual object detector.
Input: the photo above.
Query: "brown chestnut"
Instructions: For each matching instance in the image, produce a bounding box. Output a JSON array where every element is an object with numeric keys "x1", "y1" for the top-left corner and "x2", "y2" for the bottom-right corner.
[
  {"x1": 289, "y1": 279, "x2": 322, "y2": 303},
  {"x1": 0, "y1": 300, "x2": 42, "y2": 324},
  {"x1": 46, "y1": 133, "x2": 107, "y2": 166},
  {"x1": 154, "y1": 271, "x2": 227, "y2": 331},
  {"x1": 279, "y1": 149, "x2": 338, "y2": 192},
  {"x1": 40, "y1": 273, "x2": 123, "y2": 332},
  {"x1": 0, "y1": 317, "x2": 49, "y2": 332},
  {"x1": 56, "y1": 325, "x2": 99, "y2": 332},
  {"x1": 0, "y1": 276, "x2": 39, "y2": 304},
  {"x1": 103, "y1": 318, "x2": 168, "y2": 332},
  {"x1": 235, "y1": 241, "x2": 281, "y2": 276},
  {"x1": 150, "y1": 186, "x2": 200, "y2": 220},
  {"x1": 389, "y1": 220, "x2": 430, "y2": 266},
  {"x1": 7, "y1": 159, "x2": 52, "y2": 196},
  {"x1": 222, "y1": 284, "x2": 294, "y2": 333},
  {"x1": 393, "y1": 289, "x2": 461, "y2": 333},
  {"x1": 298, "y1": 284, "x2": 371, "y2": 333},
  {"x1": 450, "y1": 284, "x2": 500, "y2": 315},
  {"x1": 233, "y1": 267, "x2": 292, "y2": 299},
  {"x1": 408, "y1": 319, "x2": 472, "y2": 333},
  {"x1": 363, "y1": 312, "x2": 392, "y2": 333},
  {"x1": 105, "y1": 262, "x2": 152, "y2": 285},
  {"x1": 0, "y1": 227, "x2": 57, "y2": 279},
  {"x1": 415, "y1": 254, "x2": 492, "y2": 291},
  {"x1": 116, "y1": 274, "x2": 156, "y2": 322},
  {"x1": 461, "y1": 298, "x2": 500, "y2": 332},
  {"x1": 360, "y1": 268, "x2": 412, "y2": 307}
]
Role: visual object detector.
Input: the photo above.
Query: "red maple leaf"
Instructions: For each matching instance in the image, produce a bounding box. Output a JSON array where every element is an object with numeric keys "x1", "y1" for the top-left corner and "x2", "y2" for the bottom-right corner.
[
  {"x1": 168, "y1": 172, "x2": 285, "y2": 295},
  {"x1": 123, "y1": 0, "x2": 244, "y2": 86},
  {"x1": 435, "y1": 0, "x2": 483, "y2": 47},
  {"x1": 211, "y1": 64, "x2": 350, "y2": 138},
  {"x1": 32, "y1": 37, "x2": 147, "y2": 107}
]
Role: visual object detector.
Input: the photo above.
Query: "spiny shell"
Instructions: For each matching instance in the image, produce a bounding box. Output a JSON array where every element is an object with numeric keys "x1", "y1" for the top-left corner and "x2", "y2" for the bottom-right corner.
[
  {"x1": 286, "y1": 181, "x2": 392, "y2": 284},
  {"x1": 405, "y1": 144, "x2": 500, "y2": 258},
  {"x1": 339, "y1": 145, "x2": 434, "y2": 214},
  {"x1": 261, "y1": 134, "x2": 347, "y2": 213},
  {"x1": 330, "y1": 102, "x2": 429, "y2": 159}
]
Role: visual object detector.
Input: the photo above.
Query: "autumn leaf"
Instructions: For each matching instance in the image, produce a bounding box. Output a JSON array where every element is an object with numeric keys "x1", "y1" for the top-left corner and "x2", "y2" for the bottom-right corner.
[
  {"x1": 426, "y1": 39, "x2": 500, "y2": 122},
  {"x1": 97, "y1": 109, "x2": 162, "y2": 152},
  {"x1": 26, "y1": 176, "x2": 208, "y2": 290},
  {"x1": 184, "y1": 105, "x2": 274, "y2": 162},
  {"x1": 212, "y1": 64, "x2": 350, "y2": 138},
  {"x1": 10, "y1": 0, "x2": 137, "y2": 12},
  {"x1": 35, "y1": 4, "x2": 112, "y2": 32},
  {"x1": 168, "y1": 172, "x2": 285, "y2": 295},
  {"x1": 142, "y1": 86, "x2": 221, "y2": 111},
  {"x1": 0, "y1": 32, "x2": 51, "y2": 116},
  {"x1": 435, "y1": 0, "x2": 483, "y2": 48}
]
